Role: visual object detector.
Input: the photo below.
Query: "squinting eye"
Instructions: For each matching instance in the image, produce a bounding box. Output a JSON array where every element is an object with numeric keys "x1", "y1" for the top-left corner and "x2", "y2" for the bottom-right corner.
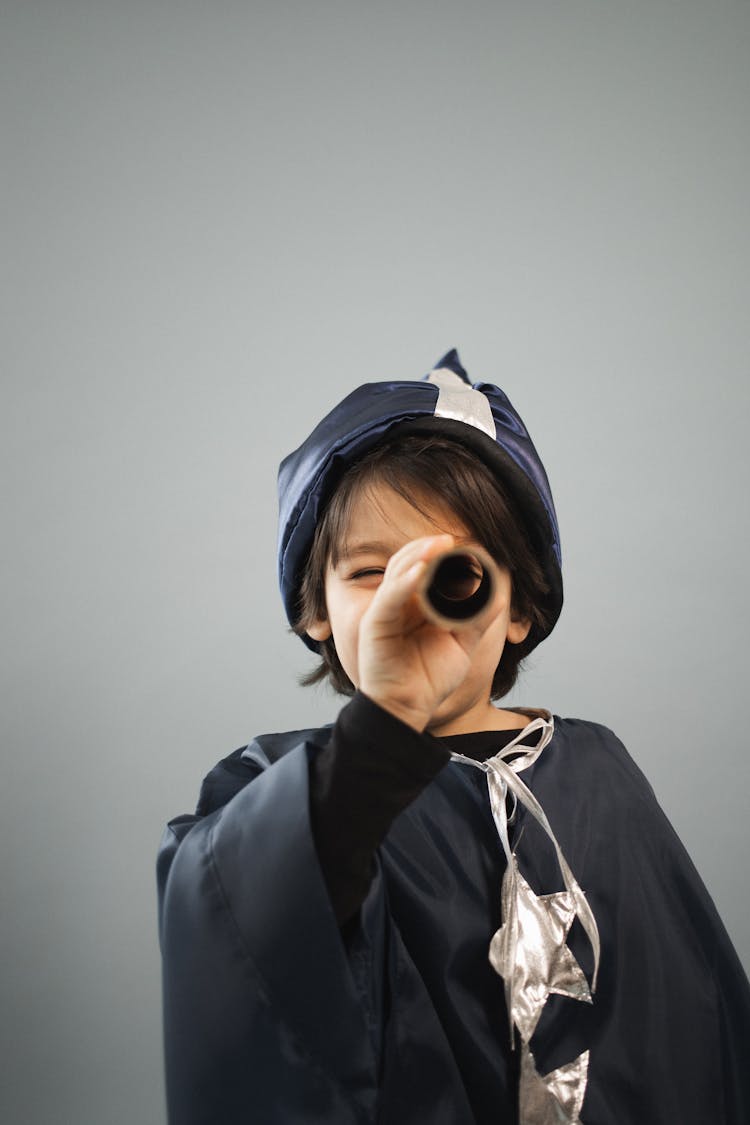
[{"x1": 350, "y1": 568, "x2": 385, "y2": 579}]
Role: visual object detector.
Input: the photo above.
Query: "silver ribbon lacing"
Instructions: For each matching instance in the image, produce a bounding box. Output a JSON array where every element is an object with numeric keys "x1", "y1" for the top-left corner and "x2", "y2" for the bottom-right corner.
[{"x1": 450, "y1": 715, "x2": 601, "y2": 1124}]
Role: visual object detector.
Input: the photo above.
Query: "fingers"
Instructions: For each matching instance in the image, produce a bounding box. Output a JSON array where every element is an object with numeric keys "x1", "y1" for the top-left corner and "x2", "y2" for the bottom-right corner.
[
  {"x1": 384, "y1": 534, "x2": 456, "y2": 581},
  {"x1": 368, "y1": 535, "x2": 455, "y2": 630}
]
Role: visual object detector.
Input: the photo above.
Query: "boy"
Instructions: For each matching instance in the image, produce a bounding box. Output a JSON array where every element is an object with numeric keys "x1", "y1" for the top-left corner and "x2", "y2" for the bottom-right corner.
[{"x1": 158, "y1": 351, "x2": 750, "y2": 1124}]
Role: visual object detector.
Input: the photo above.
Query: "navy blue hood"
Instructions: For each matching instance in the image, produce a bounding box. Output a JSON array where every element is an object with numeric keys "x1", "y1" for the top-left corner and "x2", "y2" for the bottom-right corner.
[{"x1": 277, "y1": 349, "x2": 563, "y2": 652}]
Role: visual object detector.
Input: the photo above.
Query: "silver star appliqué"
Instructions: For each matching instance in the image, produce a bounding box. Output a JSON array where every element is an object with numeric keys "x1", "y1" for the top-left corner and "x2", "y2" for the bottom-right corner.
[
  {"x1": 489, "y1": 860, "x2": 592, "y2": 1043},
  {"x1": 520, "y1": 1044, "x2": 589, "y2": 1123}
]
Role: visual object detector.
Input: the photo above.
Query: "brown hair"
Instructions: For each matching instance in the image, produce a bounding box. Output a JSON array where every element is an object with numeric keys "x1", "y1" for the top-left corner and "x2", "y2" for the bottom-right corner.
[{"x1": 294, "y1": 432, "x2": 554, "y2": 699}]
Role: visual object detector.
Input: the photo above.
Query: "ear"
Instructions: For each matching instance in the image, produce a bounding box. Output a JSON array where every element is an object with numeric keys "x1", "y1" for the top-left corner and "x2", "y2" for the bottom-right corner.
[
  {"x1": 306, "y1": 618, "x2": 332, "y2": 642},
  {"x1": 506, "y1": 614, "x2": 532, "y2": 646}
]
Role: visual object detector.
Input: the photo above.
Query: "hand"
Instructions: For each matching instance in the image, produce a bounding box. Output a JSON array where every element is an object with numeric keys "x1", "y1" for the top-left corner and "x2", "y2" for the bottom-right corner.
[{"x1": 357, "y1": 534, "x2": 503, "y2": 732}]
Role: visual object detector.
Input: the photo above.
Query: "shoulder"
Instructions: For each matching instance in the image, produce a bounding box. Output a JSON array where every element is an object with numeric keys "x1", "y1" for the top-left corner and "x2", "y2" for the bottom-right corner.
[
  {"x1": 195, "y1": 723, "x2": 334, "y2": 817},
  {"x1": 551, "y1": 715, "x2": 632, "y2": 757},
  {"x1": 539, "y1": 715, "x2": 660, "y2": 814},
  {"x1": 550, "y1": 715, "x2": 644, "y2": 768},
  {"x1": 522, "y1": 715, "x2": 689, "y2": 891}
]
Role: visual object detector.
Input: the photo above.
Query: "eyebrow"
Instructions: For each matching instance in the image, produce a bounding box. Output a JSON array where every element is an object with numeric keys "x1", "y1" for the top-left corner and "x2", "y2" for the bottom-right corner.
[
  {"x1": 336, "y1": 534, "x2": 474, "y2": 563},
  {"x1": 336, "y1": 540, "x2": 395, "y2": 562}
]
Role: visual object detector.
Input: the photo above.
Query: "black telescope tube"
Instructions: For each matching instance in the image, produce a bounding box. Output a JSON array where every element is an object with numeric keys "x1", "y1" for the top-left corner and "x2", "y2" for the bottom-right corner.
[{"x1": 422, "y1": 549, "x2": 495, "y2": 623}]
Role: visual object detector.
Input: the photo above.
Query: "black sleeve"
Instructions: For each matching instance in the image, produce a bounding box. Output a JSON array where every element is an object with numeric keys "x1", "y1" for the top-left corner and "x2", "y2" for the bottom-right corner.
[{"x1": 308, "y1": 691, "x2": 451, "y2": 925}]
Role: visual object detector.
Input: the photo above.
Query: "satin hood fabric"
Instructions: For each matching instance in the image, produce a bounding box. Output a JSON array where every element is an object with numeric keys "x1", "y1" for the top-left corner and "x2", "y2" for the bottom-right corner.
[{"x1": 276, "y1": 349, "x2": 563, "y2": 651}]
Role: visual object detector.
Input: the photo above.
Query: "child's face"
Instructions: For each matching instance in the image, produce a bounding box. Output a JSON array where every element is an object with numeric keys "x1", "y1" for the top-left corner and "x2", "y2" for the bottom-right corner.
[{"x1": 307, "y1": 480, "x2": 531, "y2": 733}]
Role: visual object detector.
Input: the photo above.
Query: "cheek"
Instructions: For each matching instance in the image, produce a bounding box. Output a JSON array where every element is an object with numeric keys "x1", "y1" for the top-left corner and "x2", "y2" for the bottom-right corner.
[
  {"x1": 324, "y1": 588, "x2": 360, "y2": 647},
  {"x1": 330, "y1": 619, "x2": 361, "y2": 687},
  {"x1": 327, "y1": 591, "x2": 377, "y2": 680}
]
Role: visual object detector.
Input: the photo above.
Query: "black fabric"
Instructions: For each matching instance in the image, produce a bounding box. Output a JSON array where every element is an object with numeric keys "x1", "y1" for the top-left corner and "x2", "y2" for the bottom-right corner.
[
  {"x1": 309, "y1": 692, "x2": 529, "y2": 925},
  {"x1": 158, "y1": 710, "x2": 750, "y2": 1125}
]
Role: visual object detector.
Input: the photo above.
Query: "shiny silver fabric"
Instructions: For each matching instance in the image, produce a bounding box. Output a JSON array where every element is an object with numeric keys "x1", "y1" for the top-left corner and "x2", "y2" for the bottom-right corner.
[
  {"x1": 489, "y1": 863, "x2": 592, "y2": 1043},
  {"x1": 520, "y1": 1044, "x2": 589, "y2": 1123},
  {"x1": 451, "y1": 716, "x2": 599, "y2": 1123},
  {"x1": 426, "y1": 367, "x2": 497, "y2": 439}
]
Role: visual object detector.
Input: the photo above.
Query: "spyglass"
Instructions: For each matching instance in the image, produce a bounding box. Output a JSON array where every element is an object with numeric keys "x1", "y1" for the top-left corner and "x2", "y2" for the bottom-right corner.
[{"x1": 418, "y1": 546, "x2": 498, "y2": 629}]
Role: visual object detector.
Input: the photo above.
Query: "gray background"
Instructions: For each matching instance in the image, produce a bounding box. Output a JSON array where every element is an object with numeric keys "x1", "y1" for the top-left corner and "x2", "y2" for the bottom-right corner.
[{"x1": 2, "y1": 2, "x2": 748, "y2": 1122}]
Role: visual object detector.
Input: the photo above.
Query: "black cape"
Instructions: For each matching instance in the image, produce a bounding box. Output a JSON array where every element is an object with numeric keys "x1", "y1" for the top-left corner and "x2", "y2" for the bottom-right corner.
[{"x1": 157, "y1": 717, "x2": 750, "y2": 1124}]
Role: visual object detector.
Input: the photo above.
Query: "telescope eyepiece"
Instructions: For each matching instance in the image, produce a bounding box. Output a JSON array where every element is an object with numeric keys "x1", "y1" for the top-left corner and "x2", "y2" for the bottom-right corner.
[{"x1": 421, "y1": 547, "x2": 496, "y2": 626}]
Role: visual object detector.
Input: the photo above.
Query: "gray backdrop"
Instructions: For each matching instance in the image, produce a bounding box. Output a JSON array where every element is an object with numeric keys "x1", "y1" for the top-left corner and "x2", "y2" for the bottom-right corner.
[{"x1": 2, "y1": 3, "x2": 748, "y2": 1123}]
